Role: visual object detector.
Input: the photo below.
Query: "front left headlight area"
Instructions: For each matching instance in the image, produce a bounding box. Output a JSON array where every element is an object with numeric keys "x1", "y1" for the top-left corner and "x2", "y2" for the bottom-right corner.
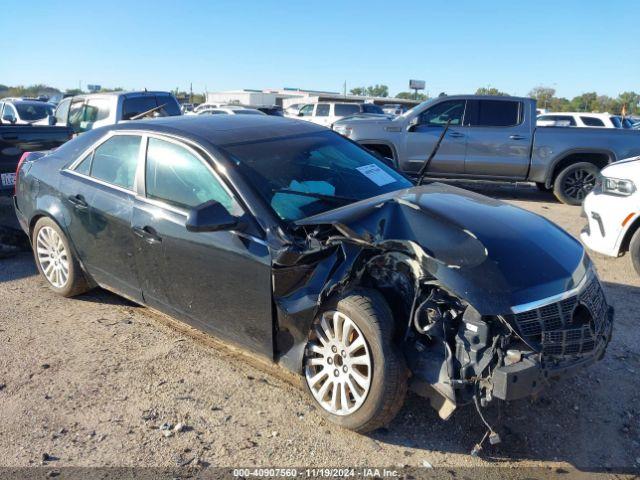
[{"x1": 600, "y1": 176, "x2": 636, "y2": 196}]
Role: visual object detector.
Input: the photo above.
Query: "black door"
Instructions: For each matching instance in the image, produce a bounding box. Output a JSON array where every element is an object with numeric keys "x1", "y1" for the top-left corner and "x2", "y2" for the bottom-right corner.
[
  {"x1": 60, "y1": 133, "x2": 143, "y2": 302},
  {"x1": 132, "y1": 136, "x2": 273, "y2": 358}
]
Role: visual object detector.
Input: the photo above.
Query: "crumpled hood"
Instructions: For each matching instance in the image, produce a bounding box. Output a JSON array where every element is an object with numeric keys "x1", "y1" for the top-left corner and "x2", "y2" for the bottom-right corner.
[{"x1": 297, "y1": 183, "x2": 588, "y2": 314}]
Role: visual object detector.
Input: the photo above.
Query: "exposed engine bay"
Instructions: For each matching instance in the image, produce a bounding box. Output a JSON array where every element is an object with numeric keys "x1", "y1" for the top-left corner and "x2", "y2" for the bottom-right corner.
[{"x1": 271, "y1": 184, "x2": 613, "y2": 453}]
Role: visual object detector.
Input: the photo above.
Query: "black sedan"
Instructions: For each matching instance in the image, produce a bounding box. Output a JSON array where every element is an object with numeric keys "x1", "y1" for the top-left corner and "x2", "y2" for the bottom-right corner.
[{"x1": 14, "y1": 115, "x2": 612, "y2": 438}]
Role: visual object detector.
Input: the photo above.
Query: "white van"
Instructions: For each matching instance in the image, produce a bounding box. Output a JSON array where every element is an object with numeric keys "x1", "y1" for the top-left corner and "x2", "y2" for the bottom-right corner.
[{"x1": 293, "y1": 102, "x2": 384, "y2": 127}]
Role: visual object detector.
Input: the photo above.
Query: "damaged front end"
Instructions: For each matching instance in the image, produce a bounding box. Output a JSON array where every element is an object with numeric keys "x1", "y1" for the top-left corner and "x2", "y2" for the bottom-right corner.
[{"x1": 271, "y1": 184, "x2": 613, "y2": 435}]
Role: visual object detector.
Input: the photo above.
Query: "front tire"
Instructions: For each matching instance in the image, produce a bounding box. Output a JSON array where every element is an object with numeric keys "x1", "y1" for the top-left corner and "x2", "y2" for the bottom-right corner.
[
  {"x1": 303, "y1": 289, "x2": 408, "y2": 432},
  {"x1": 32, "y1": 217, "x2": 90, "y2": 297},
  {"x1": 553, "y1": 162, "x2": 599, "y2": 205},
  {"x1": 629, "y1": 228, "x2": 640, "y2": 277}
]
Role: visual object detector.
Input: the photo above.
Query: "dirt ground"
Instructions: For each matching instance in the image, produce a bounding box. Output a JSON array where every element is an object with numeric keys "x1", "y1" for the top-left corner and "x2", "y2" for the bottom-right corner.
[{"x1": 1, "y1": 184, "x2": 639, "y2": 478}]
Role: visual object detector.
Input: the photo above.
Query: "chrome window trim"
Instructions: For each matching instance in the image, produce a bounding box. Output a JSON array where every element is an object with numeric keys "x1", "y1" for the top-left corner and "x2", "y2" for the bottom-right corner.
[
  {"x1": 63, "y1": 169, "x2": 136, "y2": 195},
  {"x1": 510, "y1": 267, "x2": 594, "y2": 314}
]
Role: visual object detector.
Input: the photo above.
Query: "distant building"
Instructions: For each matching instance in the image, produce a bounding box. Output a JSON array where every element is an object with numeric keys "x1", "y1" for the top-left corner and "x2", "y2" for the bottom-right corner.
[{"x1": 205, "y1": 87, "x2": 420, "y2": 109}]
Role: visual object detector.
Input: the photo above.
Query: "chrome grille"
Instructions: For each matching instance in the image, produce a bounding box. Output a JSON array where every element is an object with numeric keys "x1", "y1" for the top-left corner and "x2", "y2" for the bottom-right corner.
[{"x1": 509, "y1": 276, "x2": 609, "y2": 358}]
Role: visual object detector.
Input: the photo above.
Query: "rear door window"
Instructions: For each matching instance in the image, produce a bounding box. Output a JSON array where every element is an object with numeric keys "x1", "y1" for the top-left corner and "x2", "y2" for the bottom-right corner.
[
  {"x1": 122, "y1": 96, "x2": 157, "y2": 120},
  {"x1": 89, "y1": 135, "x2": 142, "y2": 190},
  {"x1": 581, "y1": 116, "x2": 605, "y2": 127},
  {"x1": 466, "y1": 100, "x2": 522, "y2": 127},
  {"x1": 334, "y1": 104, "x2": 360, "y2": 116},
  {"x1": 362, "y1": 104, "x2": 384, "y2": 114},
  {"x1": 316, "y1": 104, "x2": 330, "y2": 117},
  {"x1": 154, "y1": 95, "x2": 181, "y2": 116}
]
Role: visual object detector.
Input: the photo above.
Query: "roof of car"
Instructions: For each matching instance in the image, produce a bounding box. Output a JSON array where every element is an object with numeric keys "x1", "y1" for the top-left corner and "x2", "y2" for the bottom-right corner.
[
  {"x1": 113, "y1": 114, "x2": 327, "y2": 146},
  {"x1": 71, "y1": 91, "x2": 174, "y2": 100},
  {"x1": 540, "y1": 111, "x2": 612, "y2": 117}
]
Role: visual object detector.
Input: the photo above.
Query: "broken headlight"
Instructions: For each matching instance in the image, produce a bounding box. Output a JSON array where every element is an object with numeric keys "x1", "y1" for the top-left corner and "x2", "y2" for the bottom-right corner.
[{"x1": 601, "y1": 176, "x2": 636, "y2": 196}]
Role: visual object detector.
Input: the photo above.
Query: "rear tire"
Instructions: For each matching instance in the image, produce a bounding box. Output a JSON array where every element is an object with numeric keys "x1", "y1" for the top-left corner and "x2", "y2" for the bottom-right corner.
[
  {"x1": 629, "y1": 228, "x2": 640, "y2": 277},
  {"x1": 553, "y1": 162, "x2": 600, "y2": 205},
  {"x1": 303, "y1": 289, "x2": 408, "y2": 432},
  {"x1": 32, "y1": 217, "x2": 90, "y2": 297}
]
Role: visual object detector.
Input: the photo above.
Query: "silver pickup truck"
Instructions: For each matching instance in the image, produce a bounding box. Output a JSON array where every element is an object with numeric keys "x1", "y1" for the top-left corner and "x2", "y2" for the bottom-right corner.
[{"x1": 333, "y1": 95, "x2": 640, "y2": 204}]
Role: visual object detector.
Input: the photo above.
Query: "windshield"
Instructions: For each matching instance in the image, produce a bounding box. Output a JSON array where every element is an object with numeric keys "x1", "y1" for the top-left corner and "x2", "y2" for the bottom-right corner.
[
  {"x1": 222, "y1": 131, "x2": 412, "y2": 222},
  {"x1": 15, "y1": 102, "x2": 53, "y2": 121}
]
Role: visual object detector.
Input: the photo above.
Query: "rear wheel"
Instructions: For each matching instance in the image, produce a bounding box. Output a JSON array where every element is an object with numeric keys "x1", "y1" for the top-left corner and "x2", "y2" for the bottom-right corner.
[
  {"x1": 32, "y1": 217, "x2": 90, "y2": 297},
  {"x1": 303, "y1": 289, "x2": 408, "y2": 432},
  {"x1": 553, "y1": 162, "x2": 599, "y2": 205},
  {"x1": 629, "y1": 228, "x2": 640, "y2": 277}
]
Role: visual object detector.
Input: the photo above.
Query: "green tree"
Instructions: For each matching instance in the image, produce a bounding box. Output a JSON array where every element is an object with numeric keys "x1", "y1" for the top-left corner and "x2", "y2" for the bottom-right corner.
[
  {"x1": 475, "y1": 87, "x2": 509, "y2": 96},
  {"x1": 395, "y1": 91, "x2": 428, "y2": 101},
  {"x1": 618, "y1": 91, "x2": 640, "y2": 115},
  {"x1": 365, "y1": 84, "x2": 389, "y2": 97},
  {"x1": 349, "y1": 87, "x2": 366, "y2": 96},
  {"x1": 528, "y1": 86, "x2": 556, "y2": 110}
]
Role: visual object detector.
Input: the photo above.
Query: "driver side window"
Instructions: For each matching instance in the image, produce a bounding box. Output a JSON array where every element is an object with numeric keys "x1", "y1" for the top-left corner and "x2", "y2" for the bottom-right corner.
[
  {"x1": 299, "y1": 104, "x2": 314, "y2": 117},
  {"x1": 417, "y1": 100, "x2": 465, "y2": 127},
  {"x1": 145, "y1": 137, "x2": 240, "y2": 214}
]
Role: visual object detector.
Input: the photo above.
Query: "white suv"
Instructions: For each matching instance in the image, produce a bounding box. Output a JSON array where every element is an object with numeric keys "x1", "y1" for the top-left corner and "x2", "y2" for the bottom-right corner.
[
  {"x1": 293, "y1": 102, "x2": 384, "y2": 127},
  {"x1": 537, "y1": 112, "x2": 620, "y2": 128},
  {"x1": 581, "y1": 156, "x2": 640, "y2": 275}
]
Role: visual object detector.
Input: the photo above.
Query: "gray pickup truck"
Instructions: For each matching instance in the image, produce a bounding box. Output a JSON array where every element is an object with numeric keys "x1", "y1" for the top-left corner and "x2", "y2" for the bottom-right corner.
[{"x1": 333, "y1": 95, "x2": 640, "y2": 204}]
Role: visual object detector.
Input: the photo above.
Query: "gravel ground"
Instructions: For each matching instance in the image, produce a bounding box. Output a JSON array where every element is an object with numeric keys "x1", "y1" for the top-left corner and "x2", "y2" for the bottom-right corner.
[{"x1": 0, "y1": 186, "x2": 639, "y2": 478}]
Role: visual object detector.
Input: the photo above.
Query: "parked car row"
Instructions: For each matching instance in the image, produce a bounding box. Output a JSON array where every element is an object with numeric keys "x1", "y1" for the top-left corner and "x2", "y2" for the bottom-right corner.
[{"x1": 332, "y1": 95, "x2": 640, "y2": 205}]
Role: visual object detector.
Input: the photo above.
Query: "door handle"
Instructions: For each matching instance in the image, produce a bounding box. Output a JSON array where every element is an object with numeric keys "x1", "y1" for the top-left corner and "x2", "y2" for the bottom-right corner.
[
  {"x1": 509, "y1": 134, "x2": 526, "y2": 140},
  {"x1": 67, "y1": 194, "x2": 88, "y2": 210},
  {"x1": 132, "y1": 225, "x2": 162, "y2": 244},
  {"x1": 448, "y1": 132, "x2": 464, "y2": 138}
]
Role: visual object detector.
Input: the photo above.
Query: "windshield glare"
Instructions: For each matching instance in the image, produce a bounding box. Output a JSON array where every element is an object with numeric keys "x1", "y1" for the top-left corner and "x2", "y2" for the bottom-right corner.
[
  {"x1": 15, "y1": 102, "x2": 53, "y2": 121},
  {"x1": 222, "y1": 131, "x2": 412, "y2": 222}
]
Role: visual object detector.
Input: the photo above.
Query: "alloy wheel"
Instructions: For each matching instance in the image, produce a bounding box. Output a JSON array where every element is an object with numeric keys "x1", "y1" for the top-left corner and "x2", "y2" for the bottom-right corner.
[
  {"x1": 36, "y1": 226, "x2": 69, "y2": 288},
  {"x1": 562, "y1": 168, "x2": 597, "y2": 201},
  {"x1": 304, "y1": 311, "x2": 372, "y2": 416}
]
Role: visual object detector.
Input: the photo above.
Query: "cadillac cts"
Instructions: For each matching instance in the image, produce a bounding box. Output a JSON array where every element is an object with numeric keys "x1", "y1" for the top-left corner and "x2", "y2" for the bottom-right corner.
[{"x1": 14, "y1": 115, "x2": 613, "y2": 437}]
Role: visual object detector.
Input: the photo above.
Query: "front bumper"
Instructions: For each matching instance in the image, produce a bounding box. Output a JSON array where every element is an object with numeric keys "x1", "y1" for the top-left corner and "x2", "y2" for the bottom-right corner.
[
  {"x1": 492, "y1": 269, "x2": 613, "y2": 402},
  {"x1": 580, "y1": 191, "x2": 638, "y2": 257}
]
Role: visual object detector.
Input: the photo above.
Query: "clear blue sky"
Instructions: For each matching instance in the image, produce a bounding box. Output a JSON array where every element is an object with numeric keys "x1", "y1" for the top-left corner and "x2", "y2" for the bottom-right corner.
[{"x1": 4, "y1": 0, "x2": 638, "y2": 98}]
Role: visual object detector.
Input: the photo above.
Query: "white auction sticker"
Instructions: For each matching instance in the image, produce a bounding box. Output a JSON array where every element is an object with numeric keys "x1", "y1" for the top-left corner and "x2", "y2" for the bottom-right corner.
[
  {"x1": 356, "y1": 164, "x2": 396, "y2": 187},
  {"x1": 1, "y1": 173, "x2": 16, "y2": 187}
]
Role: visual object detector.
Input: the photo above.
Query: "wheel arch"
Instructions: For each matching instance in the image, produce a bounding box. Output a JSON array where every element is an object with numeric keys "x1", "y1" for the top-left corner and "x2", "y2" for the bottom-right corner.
[
  {"x1": 359, "y1": 141, "x2": 399, "y2": 168},
  {"x1": 619, "y1": 215, "x2": 640, "y2": 254},
  {"x1": 546, "y1": 149, "x2": 614, "y2": 187}
]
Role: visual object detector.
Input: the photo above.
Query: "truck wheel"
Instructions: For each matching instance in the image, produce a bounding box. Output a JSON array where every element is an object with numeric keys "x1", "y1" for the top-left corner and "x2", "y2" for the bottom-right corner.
[
  {"x1": 629, "y1": 228, "x2": 640, "y2": 276},
  {"x1": 302, "y1": 289, "x2": 408, "y2": 432},
  {"x1": 553, "y1": 162, "x2": 599, "y2": 205},
  {"x1": 32, "y1": 217, "x2": 90, "y2": 297},
  {"x1": 535, "y1": 182, "x2": 552, "y2": 192}
]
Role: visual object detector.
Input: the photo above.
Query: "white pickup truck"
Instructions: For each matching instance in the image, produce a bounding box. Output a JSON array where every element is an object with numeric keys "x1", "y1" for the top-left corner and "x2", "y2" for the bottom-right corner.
[{"x1": 333, "y1": 95, "x2": 640, "y2": 204}]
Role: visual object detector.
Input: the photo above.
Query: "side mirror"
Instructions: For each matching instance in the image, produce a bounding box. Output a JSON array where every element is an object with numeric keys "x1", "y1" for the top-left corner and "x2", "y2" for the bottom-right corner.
[
  {"x1": 407, "y1": 117, "x2": 419, "y2": 132},
  {"x1": 48, "y1": 115, "x2": 57, "y2": 126},
  {"x1": 297, "y1": 111, "x2": 304, "y2": 117},
  {"x1": 2, "y1": 114, "x2": 16, "y2": 124},
  {"x1": 186, "y1": 200, "x2": 239, "y2": 232}
]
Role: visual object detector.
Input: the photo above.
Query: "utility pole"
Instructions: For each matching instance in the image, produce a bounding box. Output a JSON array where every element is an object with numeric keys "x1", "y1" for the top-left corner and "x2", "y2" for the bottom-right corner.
[
  {"x1": 343, "y1": 81, "x2": 346, "y2": 97},
  {"x1": 189, "y1": 83, "x2": 193, "y2": 104}
]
